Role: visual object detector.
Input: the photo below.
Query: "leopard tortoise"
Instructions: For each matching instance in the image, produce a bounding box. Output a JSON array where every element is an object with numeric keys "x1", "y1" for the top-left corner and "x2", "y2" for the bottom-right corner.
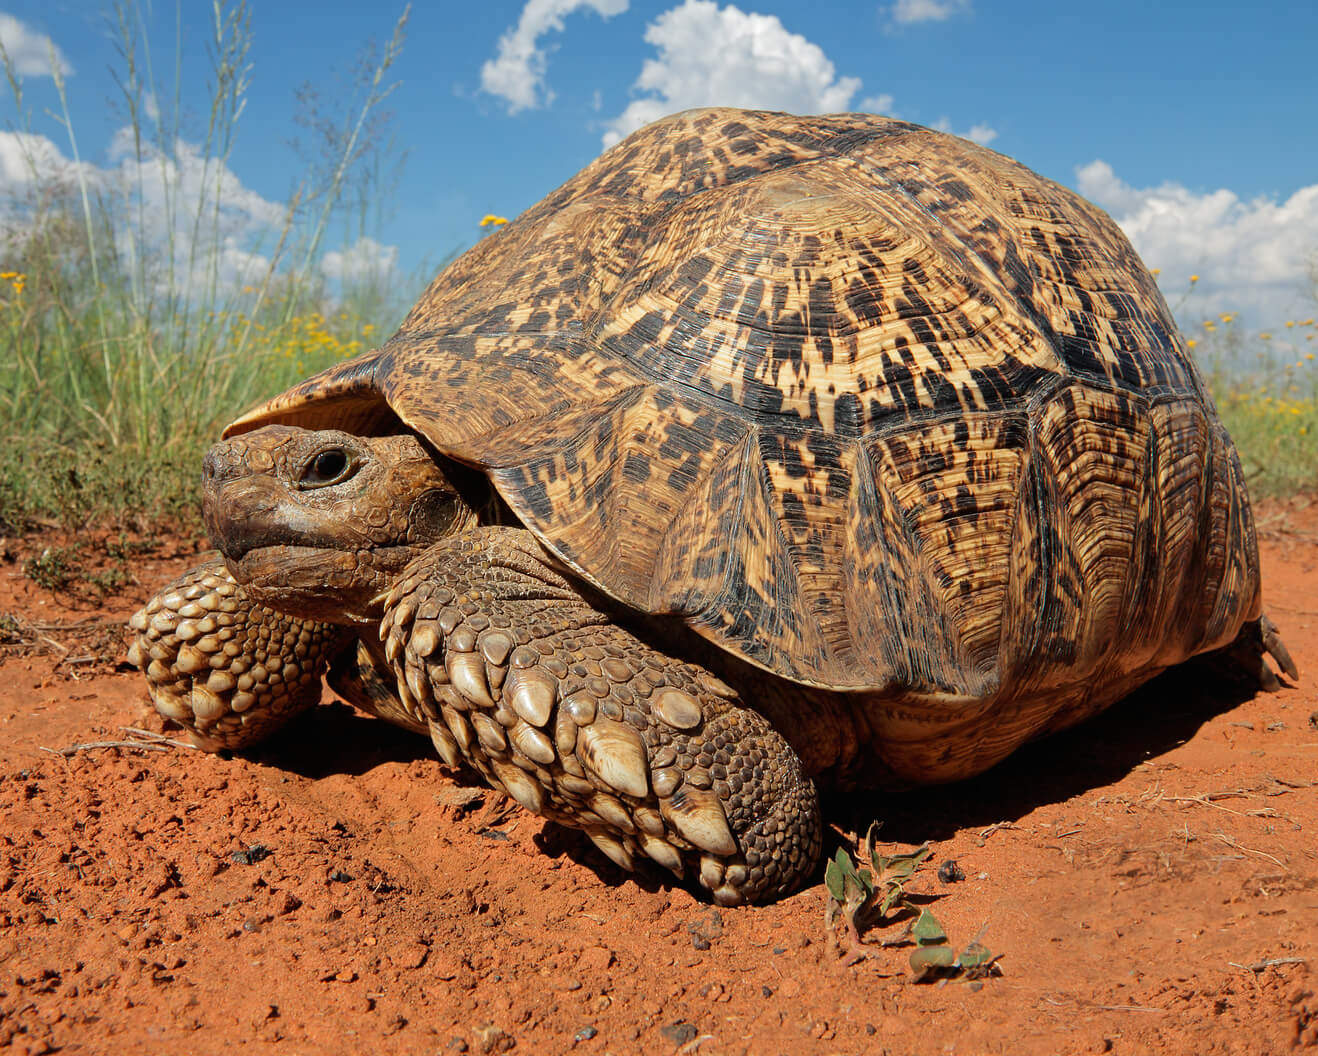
[{"x1": 129, "y1": 108, "x2": 1296, "y2": 905}]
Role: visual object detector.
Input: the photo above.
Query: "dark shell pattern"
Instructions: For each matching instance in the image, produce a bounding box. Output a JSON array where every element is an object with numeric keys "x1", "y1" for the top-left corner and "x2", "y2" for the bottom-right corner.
[{"x1": 231, "y1": 108, "x2": 1260, "y2": 708}]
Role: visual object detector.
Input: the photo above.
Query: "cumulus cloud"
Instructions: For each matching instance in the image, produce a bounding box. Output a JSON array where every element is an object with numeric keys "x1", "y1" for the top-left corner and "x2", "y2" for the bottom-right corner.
[
  {"x1": 0, "y1": 130, "x2": 97, "y2": 188},
  {"x1": 931, "y1": 117, "x2": 998, "y2": 145},
  {"x1": 321, "y1": 236, "x2": 399, "y2": 283},
  {"x1": 99, "y1": 129, "x2": 289, "y2": 293},
  {"x1": 0, "y1": 127, "x2": 379, "y2": 297},
  {"x1": 481, "y1": 0, "x2": 629, "y2": 113},
  {"x1": 889, "y1": 0, "x2": 970, "y2": 25},
  {"x1": 859, "y1": 93, "x2": 896, "y2": 115},
  {"x1": 0, "y1": 14, "x2": 74, "y2": 77},
  {"x1": 602, "y1": 0, "x2": 861, "y2": 147},
  {"x1": 1078, "y1": 160, "x2": 1318, "y2": 327}
]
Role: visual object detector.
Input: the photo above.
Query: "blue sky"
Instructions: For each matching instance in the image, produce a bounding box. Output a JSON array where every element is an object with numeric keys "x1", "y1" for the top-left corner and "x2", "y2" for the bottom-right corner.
[{"x1": 3, "y1": 0, "x2": 1317, "y2": 339}]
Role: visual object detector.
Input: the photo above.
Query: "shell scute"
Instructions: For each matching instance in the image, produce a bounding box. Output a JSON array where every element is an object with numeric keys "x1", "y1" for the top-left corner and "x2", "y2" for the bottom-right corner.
[{"x1": 226, "y1": 108, "x2": 1258, "y2": 698}]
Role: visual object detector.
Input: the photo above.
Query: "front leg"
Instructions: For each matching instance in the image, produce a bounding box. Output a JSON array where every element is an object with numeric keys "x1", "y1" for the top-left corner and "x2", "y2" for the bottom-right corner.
[
  {"x1": 382, "y1": 527, "x2": 821, "y2": 904},
  {"x1": 128, "y1": 558, "x2": 351, "y2": 750}
]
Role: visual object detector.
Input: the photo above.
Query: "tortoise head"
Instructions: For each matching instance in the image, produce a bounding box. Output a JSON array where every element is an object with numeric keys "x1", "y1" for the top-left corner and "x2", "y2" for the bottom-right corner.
[{"x1": 202, "y1": 425, "x2": 477, "y2": 625}]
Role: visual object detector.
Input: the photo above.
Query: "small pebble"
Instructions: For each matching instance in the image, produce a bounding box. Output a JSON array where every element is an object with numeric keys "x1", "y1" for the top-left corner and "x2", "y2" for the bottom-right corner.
[
  {"x1": 937, "y1": 860, "x2": 965, "y2": 884},
  {"x1": 574, "y1": 1026, "x2": 597, "y2": 1042},
  {"x1": 660, "y1": 1022, "x2": 698, "y2": 1045}
]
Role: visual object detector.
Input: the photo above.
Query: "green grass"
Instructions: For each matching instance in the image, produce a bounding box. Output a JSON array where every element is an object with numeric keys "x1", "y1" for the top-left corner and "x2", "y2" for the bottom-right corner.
[
  {"x1": 1196, "y1": 312, "x2": 1318, "y2": 498},
  {"x1": 0, "y1": 1, "x2": 419, "y2": 533}
]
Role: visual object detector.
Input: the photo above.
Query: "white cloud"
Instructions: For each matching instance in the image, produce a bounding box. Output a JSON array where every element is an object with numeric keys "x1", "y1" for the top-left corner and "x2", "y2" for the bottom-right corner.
[
  {"x1": 481, "y1": 0, "x2": 629, "y2": 113},
  {"x1": 889, "y1": 0, "x2": 970, "y2": 25},
  {"x1": 0, "y1": 130, "x2": 98, "y2": 187},
  {"x1": 1077, "y1": 160, "x2": 1318, "y2": 327},
  {"x1": 963, "y1": 123, "x2": 997, "y2": 145},
  {"x1": 0, "y1": 127, "x2": 367, "y2": 298},
  {"x1": 0, "y1": 14, "x2": 74, "y2": 77},
  {"x1": 2, "y1": 129, "x2": 402, "y2": 298},
  {"x1": 859, "y1": 93, "x2": 895, "y2": 115},
  {"x1": 321, "y1": 236, "x2": 398, "y2": 283},
  {"x1": 602, "y1": 0, "x2": 861, "y2": 147},
  {"x1": 931, "y1": 116, "x2": 997, "y2": 145}
]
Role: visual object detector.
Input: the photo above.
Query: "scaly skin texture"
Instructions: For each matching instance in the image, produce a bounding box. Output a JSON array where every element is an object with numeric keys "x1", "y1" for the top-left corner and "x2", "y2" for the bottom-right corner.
[
  {"x1": 127, "y1": 559, "x2": 349, "y2": 750},
  {"x1": 132, "y1": 426, "x2": 820, "y2": 903},
  {"x1": 201, "y1": 426, "x2": 479, "y2": 626},
  {"x1": 381, "y1": 527, "x2": 820, "y2": 904},
  {"x1": 131, "y1": 111, "x2": 1300, "y2": 903}
]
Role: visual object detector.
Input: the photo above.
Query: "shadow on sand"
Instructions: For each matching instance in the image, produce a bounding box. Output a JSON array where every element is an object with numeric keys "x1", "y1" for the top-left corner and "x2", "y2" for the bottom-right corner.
[
  {"x1": 232, "y1": 654, "x2": 1279, "y2": 896},
  {"x1": 832, "y1": 654, "x2": 1271, "y2": 847}
]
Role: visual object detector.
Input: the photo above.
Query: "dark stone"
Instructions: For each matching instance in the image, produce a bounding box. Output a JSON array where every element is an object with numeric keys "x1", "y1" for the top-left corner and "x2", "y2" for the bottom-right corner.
[{"x1": 660, "y1": 1022, "x2": 698, "y2": 1046}]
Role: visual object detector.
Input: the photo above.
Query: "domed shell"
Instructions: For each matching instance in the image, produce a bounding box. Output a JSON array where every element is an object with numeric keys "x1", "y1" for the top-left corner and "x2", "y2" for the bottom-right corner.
[{"x1": 228, "y1": 108, "x2": 1261, "y2": 696}]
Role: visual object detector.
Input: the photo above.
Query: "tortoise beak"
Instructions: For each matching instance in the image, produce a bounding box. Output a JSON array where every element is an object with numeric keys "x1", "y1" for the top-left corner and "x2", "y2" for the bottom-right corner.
[{"x1": 201, "y1": 433, "x2": 327, "y2": 562}]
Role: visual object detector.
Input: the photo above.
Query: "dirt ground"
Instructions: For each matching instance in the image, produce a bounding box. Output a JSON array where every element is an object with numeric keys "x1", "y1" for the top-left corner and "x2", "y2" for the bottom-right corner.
[{"x1": 0, "y1": 504, "x2": 1315, "y2": 1056}]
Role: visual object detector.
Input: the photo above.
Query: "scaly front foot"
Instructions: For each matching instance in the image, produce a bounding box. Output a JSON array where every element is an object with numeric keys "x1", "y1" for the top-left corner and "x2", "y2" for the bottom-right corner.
[
  {"x1": 381, "y1": 528, "x2": 821, "y2": 904},
  {"x1": 128, "y1": 558, "x2": 349, "y2": 749}
]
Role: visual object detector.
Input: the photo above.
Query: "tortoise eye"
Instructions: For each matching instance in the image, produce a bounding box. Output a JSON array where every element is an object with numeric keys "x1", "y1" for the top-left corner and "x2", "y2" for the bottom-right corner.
[{"x1": 301, "y1": 448, "x2": 352, "y2": 487}]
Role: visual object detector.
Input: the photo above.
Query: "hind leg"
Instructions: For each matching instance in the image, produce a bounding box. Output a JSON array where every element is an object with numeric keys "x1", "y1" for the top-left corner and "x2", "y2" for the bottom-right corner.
[{"x1": 1215, "y1": 613, "x2": 1299, "y2": 692}]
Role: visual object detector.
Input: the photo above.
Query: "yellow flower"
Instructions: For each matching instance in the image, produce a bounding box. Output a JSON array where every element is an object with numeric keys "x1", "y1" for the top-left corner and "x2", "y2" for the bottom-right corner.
[
  {"x1": 1286, "y1": 320, "x2": 1296, "y2": 328},
  {"x1": 480, "y1": 214, "x2": 509, "y2": 227},
  {"x1": 1260, "y1": 332, "x2": 1272, "y2": 340},
  {"x1": 1151, "y1": 268, "x2": 1161, "y2": 277},
  {"x1": 1203, "y1": 321, "x2": 1217, "y2": 332},
  {"x1": 1186, "y1": 338, "x2": 1198, "y2": 349},
  {"x1": 1189, "y1": 274, "x2": 1199, "y2": 282},
  {"x1": 1302, "y1": 319, "x2": 1315, "y2": 326},
  {"x1": 1308, "y1": 353, "x2": 1316, "y2": 360},
  {"x1": 1219, "y1": 312, "x2": 1234, "y2": 323}
]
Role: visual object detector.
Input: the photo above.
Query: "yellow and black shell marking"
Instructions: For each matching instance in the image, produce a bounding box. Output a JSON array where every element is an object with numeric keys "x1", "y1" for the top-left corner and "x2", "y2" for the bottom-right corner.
[{"x1": 229, "y1": 108, "x2": 1259, "y2": 724}]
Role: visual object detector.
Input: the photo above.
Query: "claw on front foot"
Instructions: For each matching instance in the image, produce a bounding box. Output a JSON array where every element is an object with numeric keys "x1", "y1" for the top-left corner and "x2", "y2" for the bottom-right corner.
[{"x1": 382, "y1": 543, "x2": 822, "y2": 903}]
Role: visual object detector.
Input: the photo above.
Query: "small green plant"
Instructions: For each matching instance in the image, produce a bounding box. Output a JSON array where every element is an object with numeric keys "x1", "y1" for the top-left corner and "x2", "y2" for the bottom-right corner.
[
  {"x1": 22, "y1": 545, "x2": 84, "y2": 593},
  {"x1": 824, "y1": 824, "x2": 1001, "y2": 983}
]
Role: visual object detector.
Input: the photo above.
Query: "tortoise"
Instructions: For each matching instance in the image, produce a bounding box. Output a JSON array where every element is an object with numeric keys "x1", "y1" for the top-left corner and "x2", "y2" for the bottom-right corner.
[{"x1": 128, "y1": 107, "x2": 1296, "y2": 905}]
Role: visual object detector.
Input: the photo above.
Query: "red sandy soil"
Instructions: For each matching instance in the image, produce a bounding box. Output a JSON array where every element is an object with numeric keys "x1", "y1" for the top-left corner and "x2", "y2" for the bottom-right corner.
[{"x1": 1, "y1": 505, "x2": 1315, "y2": 1056}]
